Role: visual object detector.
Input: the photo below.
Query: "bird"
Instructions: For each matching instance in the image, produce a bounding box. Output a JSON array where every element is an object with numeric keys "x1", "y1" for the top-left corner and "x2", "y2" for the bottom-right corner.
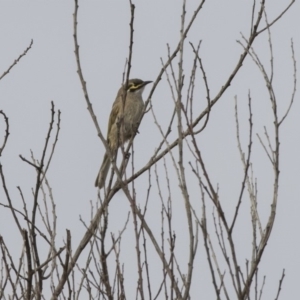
[{"x1": 95, "y1": 78, "x2": 152, "y2": 189}]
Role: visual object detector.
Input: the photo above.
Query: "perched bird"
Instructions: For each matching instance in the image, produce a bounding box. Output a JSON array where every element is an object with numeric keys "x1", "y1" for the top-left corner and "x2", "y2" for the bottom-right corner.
[{"x1": 95, "y1": 78, "x2": 152, "y2": 188}]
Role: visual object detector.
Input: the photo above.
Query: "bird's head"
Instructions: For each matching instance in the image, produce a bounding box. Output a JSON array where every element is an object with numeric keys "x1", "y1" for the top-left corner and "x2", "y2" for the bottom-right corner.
[{"x1": 126, "y1": 79, "x2": 152, "y2": 95}]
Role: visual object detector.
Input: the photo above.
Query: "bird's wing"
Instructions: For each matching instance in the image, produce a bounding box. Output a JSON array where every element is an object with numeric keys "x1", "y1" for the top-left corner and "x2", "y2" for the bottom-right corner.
[{"x1": 107, "y1": 96, "x2": 121, "y2": 139}]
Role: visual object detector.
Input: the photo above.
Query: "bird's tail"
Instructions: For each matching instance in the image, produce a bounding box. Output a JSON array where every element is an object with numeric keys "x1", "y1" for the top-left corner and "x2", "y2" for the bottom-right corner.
[{"x1": 95, "y1": 153, "x2": 111, "y2": 189}]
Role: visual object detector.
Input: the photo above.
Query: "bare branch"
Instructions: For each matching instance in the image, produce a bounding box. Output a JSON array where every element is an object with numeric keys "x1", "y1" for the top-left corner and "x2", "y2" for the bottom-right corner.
[
  {"x1": 0, "y1": 39, "x2": 33, "y2": 81},
  {"x1": 0, "y1": 111, "x2": 9, "y2": 157},
  {"x1": 279, "y1": 39, "x2": 297, "y2": 126},
  {"x1": 274, "y1": 269, "x2": 285, "y2": 300}
]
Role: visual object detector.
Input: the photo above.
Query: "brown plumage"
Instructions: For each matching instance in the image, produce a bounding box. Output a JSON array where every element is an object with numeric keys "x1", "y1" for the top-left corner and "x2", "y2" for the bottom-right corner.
[{"x1": 95, "y1": 79, "x2": 152, "y2": 188}]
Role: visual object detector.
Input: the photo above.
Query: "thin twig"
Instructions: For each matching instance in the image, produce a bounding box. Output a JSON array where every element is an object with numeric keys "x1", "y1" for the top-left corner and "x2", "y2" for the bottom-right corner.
[
  {"x1": 0, "y1": 111, "x2": 9, "y2": 156},
  {"x1": 0, "y1": 39, "x2": 33, "y2": 81}
]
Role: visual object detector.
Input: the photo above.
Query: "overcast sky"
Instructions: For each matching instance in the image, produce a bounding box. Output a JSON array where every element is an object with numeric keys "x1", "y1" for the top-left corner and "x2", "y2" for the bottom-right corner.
[{"x1": 0, "y1": 1, "x2": 299, "y2": 299}]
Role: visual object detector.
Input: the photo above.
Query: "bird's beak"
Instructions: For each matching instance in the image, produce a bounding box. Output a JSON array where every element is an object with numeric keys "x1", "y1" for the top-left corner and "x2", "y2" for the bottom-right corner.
[{"x1": 143, "y1": 81, "x2": 152, "y2": 86}]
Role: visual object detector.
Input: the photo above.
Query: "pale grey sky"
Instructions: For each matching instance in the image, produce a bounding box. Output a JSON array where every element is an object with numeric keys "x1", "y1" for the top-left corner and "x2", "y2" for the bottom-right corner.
[{"x1": 0, "y1": 1, "x2": 299, "y2": 299}]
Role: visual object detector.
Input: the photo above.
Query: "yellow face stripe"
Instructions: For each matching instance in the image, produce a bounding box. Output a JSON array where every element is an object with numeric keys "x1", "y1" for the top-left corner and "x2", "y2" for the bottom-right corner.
[{"x1": 128, "y1": 83, "x2": 143, "y2": 91}]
